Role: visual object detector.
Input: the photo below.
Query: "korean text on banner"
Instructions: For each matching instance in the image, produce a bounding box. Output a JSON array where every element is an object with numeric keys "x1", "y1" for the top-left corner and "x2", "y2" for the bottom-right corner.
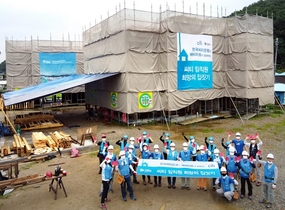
[
  {"x1": 177, "y1": 33, "x2": 213, "y2": 90},
  {"x1": 137, "y1": 159, "x2": 220, "y2": 178}
]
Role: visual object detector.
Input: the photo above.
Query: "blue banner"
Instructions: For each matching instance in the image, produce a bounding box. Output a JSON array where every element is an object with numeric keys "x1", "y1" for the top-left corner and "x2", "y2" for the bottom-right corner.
[
  {"x1": 39, "y1": 52, "x2": 76, "y2": 83},
  {"x1": 177, "y1": 33, "x2": 213, "y2": 90},
  {"x1": 137, "y1": 159, "x2": 220, "y2": 178}
]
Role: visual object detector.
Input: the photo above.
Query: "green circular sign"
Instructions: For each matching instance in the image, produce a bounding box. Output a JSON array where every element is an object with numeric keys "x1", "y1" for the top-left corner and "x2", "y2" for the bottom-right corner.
[
  {"x1": 111, "y1": 93, "x2": 117, "y2": 107},
  {"x1": 139, "y1": 93, "x2": 152, "y2": 108}
]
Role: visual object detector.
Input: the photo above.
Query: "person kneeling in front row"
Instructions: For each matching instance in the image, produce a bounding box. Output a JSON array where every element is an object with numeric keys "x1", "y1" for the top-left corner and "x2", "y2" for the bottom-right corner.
[{"x1": 215, "y1": 166, "x2": 238, "y2": 203}]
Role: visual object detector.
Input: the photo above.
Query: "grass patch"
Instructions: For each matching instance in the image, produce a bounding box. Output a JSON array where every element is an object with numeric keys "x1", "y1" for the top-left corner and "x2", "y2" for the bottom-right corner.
[
  {"x1": 88, "y1": 151, "x2": 97, "y2": 158},
  {"x1": 20, "y1": 162, "x2": 37, "y2": 170},
  {"x1": 256, "y1": 123, "x2": 272, "y2": 131},
  {"x1": 201, "y1": 128, "x2": 211, "y2": 133},
  {"x1": 212, "y1": 128, "x2": 224, "y2": 134},
  {"x1": 0, "y1": 194, "x2": 11, "y2": 199}
]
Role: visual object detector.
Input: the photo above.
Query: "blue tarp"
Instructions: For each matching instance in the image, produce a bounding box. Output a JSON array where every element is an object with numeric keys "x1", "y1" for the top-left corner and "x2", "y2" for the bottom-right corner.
[{"x1": 2, "y1": 73, "x2": 119, "y2": 106}]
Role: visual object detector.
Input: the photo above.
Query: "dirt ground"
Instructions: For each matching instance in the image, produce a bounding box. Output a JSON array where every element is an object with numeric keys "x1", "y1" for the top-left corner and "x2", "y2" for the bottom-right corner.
[{"x1": 0, "y1": 108, "x2": 285, "y2": 210}]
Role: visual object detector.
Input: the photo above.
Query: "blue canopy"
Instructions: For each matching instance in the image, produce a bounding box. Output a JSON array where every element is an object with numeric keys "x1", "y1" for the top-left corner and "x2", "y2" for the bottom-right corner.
[{"x1": 2, "y1": 73, "x2": 119, "y2": 106}]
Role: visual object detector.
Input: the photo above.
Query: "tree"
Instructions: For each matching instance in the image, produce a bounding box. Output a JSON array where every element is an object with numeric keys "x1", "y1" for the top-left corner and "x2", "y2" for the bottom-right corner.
[
  {"x1": 0, "y1": 60, "x2": 6, "y2": 73},
  {"x1": 229, "y1": 0, "x2": 285, "y2": 71}
]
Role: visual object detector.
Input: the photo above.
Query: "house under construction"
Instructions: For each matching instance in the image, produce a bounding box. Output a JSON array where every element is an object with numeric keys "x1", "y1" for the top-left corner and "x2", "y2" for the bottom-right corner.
[{"x1": 82, "y1": 8, "x2": 274, "y2": 124}]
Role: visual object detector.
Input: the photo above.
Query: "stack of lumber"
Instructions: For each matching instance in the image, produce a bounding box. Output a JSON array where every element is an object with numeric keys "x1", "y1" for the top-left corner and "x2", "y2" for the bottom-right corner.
[
  {"x1": 13, "y1": 134, "x2": 32, "y2": 157},
  {"x1": 0, "y1": 174, "x2": 45, "y2": 190},
  {"x1": 50, "y1": 131, "x2": 73, "y2": 149},
  {"x1": 32, "y1": 132, "x2": 48, "y2": 149},
  {"x1": 14, "y1": 112, "x2": 64, "y2": 131},
  {"x1": 0, "y1": 140, "x2": 11, "y2": 157}
]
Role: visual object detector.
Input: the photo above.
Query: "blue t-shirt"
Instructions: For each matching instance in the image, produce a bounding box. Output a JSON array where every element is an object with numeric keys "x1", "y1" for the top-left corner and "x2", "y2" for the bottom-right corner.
[{"x1": 232, "y1": 139, "x2": 245, "y2": 155}]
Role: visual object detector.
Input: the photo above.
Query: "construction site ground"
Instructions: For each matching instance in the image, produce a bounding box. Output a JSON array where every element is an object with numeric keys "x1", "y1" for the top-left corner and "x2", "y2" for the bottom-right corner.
[{"x1": 0, "y1": 106, "x2": 284, "y2": 210}]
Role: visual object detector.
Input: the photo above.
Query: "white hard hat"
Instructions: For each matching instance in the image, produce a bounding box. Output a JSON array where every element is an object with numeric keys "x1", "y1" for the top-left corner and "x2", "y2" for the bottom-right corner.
[
  {"x1": 154, "y1": 144, "x2": 159, "y2": 149},
  {"x1": 220, "y1": 167, "x2": 227, "y2": 172},
  {"x1": 143, "y1": 143, "x2": 148, "y2": 147},
  {"x1": 182, "y1": 142, "x2": 188, "y2": 147},
  {"x1": 267, "y1": 153, "x2": 274, "y2": 159},
  {"x1": 170, "y1": 142, "x2": 176, "y2": 147},
  {"x1": 242, "y1": 151, "x2": 249, "y2": 156},
  {"x1": 199, "y1": 145, "x2": 205, "y2": 150},
  {"x1": 214, "y1": 148, "x2": 220, "y2": 154},
  {"x1": 128, "y1": 144, "x2": 134, "y2": 149},
  {"x1": 119, "y1": 151, "x2": 126, "y2": 156},
  {"x1": 236, "y1": 132, "x2": 241, "y2": 136},
  {"x1": 108, "y1": 145, "x2": 114, "y2": 150},
  {"x1": 129, "y1": 137, "x2": 135, "y2": 141},
  {"x1": 229, "y1": 147, "x2": 235, "y2": 152}
]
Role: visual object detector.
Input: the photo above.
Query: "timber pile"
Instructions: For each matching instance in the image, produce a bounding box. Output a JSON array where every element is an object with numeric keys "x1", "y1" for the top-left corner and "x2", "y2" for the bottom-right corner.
[
  {"x1": 14, "y1": 112, "x2": 64, "y2": 131},
  {"x1": 32, "y1": 132, "x2": 48, "y2": 149},
  {"x1": 0, "y1": 141, "x2": 11, "y2": 157},
  {"x1": 13, "y1": 134, "x2": 32, "y2": 157},
  {"x1": 0, "y1": 174, "x2": 45, "y2": 190},
  {"x1": 50, "y1": 131, "x2": 73, "y2": 149}
]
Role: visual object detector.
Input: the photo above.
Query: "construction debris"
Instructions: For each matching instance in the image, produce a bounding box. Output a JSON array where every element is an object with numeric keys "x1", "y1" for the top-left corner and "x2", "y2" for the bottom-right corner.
[{"x1": 14, "y1": 112, "x2": 64, "y2": 131}]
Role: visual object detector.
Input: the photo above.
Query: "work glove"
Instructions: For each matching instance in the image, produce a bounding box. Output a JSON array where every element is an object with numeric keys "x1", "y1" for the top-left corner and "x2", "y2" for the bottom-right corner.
[
  {"x1": 221, "y1": 138, "x2": 224, "y2": 143},
  {"x1": 181, "y1": 132, "x2": 184, "y2": 136},
  {"x1": 204, "y1": 137, "x2": 207, "y2": 141},
  {"x1": 272, "y1": 184, "x2": 276, "y2": 189}
]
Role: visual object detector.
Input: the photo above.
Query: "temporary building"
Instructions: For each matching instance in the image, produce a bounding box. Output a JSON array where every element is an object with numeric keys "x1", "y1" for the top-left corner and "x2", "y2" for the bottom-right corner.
[{"x1": 82, "y1": 8, "x2": 274, "y2": 123}]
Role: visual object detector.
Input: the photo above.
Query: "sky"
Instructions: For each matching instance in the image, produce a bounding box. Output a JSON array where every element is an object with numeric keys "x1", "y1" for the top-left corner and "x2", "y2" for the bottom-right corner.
[{"x1": 0, "y1": 0, "x2": 259, "y2": 63}]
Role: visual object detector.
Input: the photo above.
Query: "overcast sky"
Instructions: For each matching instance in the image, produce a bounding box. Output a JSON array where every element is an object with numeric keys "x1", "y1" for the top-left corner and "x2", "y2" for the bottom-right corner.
[{"x1": 0, "y1": 0, "x2": 258, "y2": 63}]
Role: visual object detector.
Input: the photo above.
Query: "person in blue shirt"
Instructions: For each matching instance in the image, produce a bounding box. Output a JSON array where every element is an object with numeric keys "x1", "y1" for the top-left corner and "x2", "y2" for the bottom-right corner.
[
  {"x1": 229, "y1": 132, "x2": 245, "y2": 157},
  {"x1": 225, "y1": 147, "x2": 239, "y2": 180},
  {"x1": 196, "y1": 145, "x2": 210, "y2": 191},
  {"x1": 166, "y1": 142, "x2": 179, "y2": 189},
  {"x1": 205, "y1": 136, "x2": 216, "y2": 161},
  {"x1": 99, "y1": 157, "x2": 114, "y2": 210},
  {"x1": 150, "y1": 144, "x2": 164, "y2": 187},
  {"x1": 221, "y1": 138, "x2": 231, "y2": 156},
  {"x1": 182, "y1": 133, "x2": 199, "y2": 161},
  {"x1": 160, "y1": 132, "x2": 172, "y2": 159},
  {"x1": 126, "y1": 144, "x2": 140, "y2": 184},
  {"x1": 179, "y1": 142, "x2": 192, "y2": 190},
  {"x1": 215, "y1": 166, "x2": 239, "y2": 203},
  {"x1": 99, "y1": 145, "x2": 117, "y2": 196},
  {"x1": 139, "y1": 131, "x2": 153, "y2": 151},
  {"x1": 257, "y1": 153, "x2": 278, "y2": 208},
  {"x1": 116, "y1": 135, "x2": 128, "y2": 151},
  {"x1": 212, "y1": 149, "x2": 225, "y2": 191},
  {"x1": 96, "y1": 134, "x2": 110, "y2": 174},
  {"x1": 116, "y1": 150, "x2": 137, "y2": 202},
  {"x1": 141, "y1": 143, "x2": 153, "y2": 185},
  {"x1": 236, "y1": 150, "x2": 255, "y2": 200}
]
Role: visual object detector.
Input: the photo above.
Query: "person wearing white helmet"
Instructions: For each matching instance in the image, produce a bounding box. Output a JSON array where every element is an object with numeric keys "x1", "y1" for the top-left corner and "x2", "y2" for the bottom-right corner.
[
  {"x1": 212, "y1": 148, "x2": 225, "y2": 191},
  {"x1": 228, "y1": 132, "x2": 246, "y2": 157},
  {"x1": 160, "y1": 132, "x2": 172, "y2": 159},
  {"x1": 244, "y1": 134, "x2": 263, "y2": 186},
  {"x1": 99, "y1": 145, "x2": 117, "y2": 196},
  {"x1": 127, "y1": 137, "x2": 140, "y2": 184},
  {"x1": 150, "y1": 144, "x2": 164, "y2": 187},
  {"x1": 225, "y1": 146, "x2": 239, "y2": 179},
  {"x1": 196, "y1": 145, "x2": 210, "y2": 191},
  {"x1": 257, "y1": 153, "x2": 278, "y2": 208},
  {"x1": 215, "y1": 166, "x2": 239, "y2": 203},
  {"x1": 126, "y1": 144, "x2": 140, "y2": 184},
  {"x1": 182, "y1": 133, "x2": 199, "y2": 161},
  {"x1": 179, "y1": 142, "x2": 192, "y2": 190},
  {"x1": 166, "y1": 142, "x2": 179, "y2": 189},
  {"x1": 205, "y1": 136, "x2": 217, "y2": 161},
  {"x1": 116, "y1": 150, "x2": 137, "y2": 202},
  {"x1": 140, "y1": 143, "x2": 153, "y2": 185},
  {"x1": 95, "y1": 134, "x2": 110, "y2": 174},
  {"x1": 99, "y1": 155, "x2": 114, "y2": 209},
  {"x1": 236, "y1": 150, "x2": 255, "y2": 200}
]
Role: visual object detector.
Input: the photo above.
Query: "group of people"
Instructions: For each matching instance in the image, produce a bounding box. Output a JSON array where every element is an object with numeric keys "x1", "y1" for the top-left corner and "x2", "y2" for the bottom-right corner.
[{"x1": 95, "y1": 131, "x2": 278, "y2": 210}]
